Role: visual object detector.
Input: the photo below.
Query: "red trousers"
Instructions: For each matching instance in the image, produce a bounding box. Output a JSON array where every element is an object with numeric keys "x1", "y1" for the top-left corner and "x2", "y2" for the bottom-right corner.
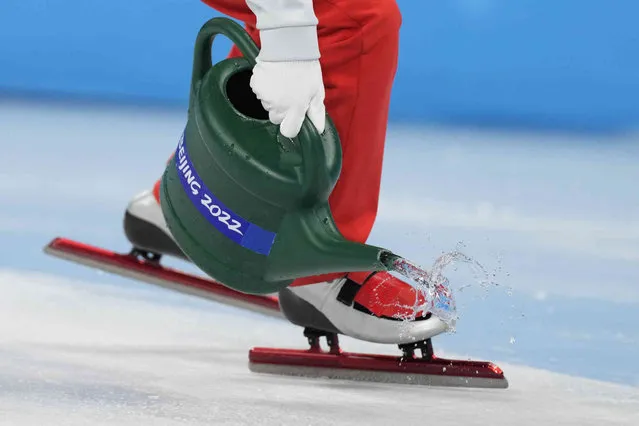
[{"x1": 158, "y1": 0, "x2": 401, "y2": 284}]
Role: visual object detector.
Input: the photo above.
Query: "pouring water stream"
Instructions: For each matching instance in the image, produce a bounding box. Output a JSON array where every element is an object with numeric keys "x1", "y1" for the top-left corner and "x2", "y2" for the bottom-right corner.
[{"x1": 382, "y1": 249, "x2": 503, "y2": 330}]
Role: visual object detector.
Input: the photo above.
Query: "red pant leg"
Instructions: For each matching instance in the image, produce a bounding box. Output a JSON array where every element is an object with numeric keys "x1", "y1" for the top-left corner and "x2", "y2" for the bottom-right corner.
[{"x1": 314, "y1": 0, "x2": 402, "y2": 244}]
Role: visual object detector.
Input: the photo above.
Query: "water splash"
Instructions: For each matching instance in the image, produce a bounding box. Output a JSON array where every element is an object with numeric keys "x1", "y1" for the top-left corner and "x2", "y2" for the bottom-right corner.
[
  {"x1": 387, "y1": 256, "x2": 457, "y2": 327},
  {"x1": 383, "y1": 249, "x2": 504, "y2": 330}
]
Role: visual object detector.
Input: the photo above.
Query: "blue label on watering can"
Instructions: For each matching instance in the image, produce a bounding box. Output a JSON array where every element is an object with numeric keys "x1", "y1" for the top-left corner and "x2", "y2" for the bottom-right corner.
[{"x1": 175, "y1": 132, "x2": 276, "y2": 255}]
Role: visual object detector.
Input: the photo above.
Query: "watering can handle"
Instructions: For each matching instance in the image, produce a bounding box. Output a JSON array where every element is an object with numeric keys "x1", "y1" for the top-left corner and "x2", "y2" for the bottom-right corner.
[{"x1": 190, "y1": 17, "x2": 333, "y2": 204}]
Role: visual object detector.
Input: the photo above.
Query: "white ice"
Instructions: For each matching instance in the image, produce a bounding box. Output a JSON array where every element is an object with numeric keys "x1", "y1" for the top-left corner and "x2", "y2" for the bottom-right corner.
[
  {"x1": 0, "y1": 99, "x2": 638, "y2": 424},
  {"x1": 0, "y1": 269, "x2": 637, "y2": 426}
]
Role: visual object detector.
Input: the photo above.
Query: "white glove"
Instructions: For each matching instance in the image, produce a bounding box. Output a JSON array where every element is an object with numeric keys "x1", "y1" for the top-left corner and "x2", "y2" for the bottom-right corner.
[{"x1": 250, "y1": 58, "x2": 326, "y2": 139}]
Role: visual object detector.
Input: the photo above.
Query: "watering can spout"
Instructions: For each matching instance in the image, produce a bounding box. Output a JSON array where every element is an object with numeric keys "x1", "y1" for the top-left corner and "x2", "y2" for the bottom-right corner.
[{"x1": 264, "y1": 203, "x2": 392, "y2": 282}]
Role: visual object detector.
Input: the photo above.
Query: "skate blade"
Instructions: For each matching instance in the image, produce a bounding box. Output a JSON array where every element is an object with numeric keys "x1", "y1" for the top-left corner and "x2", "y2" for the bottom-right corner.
[
  {"x1": 43, "y1": 237, "x2": 283, "y2": 319},
  {"x1": 249, "y1": 362, "x2": 508, "y2": 388},
  {"x1": 248, "y1": 348, "x2": 509, "y2": 389}
]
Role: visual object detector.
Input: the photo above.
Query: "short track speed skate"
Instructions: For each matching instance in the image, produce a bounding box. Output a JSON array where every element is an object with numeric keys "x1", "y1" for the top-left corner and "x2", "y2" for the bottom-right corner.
[{"x1": 44, "y1": 237, "x2": 508, "y2": 389}]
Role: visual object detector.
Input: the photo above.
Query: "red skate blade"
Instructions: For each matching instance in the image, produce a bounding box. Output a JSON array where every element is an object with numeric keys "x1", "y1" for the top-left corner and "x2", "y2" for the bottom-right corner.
[
  {"x1": 43, "y1": 237, "x2": 282, "y2": 318},
  {"x1": 249, "y1": 347, "x2": 509, "y2": 389}
]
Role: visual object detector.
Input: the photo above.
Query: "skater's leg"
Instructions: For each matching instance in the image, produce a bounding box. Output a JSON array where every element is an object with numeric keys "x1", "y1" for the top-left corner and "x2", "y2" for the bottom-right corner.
[
  {"x1": 289, "y1": 0, "x2": 402, "y2": 285},
  {"x1": 314, "y1": 0, "x2": 401, "y2": 244}
]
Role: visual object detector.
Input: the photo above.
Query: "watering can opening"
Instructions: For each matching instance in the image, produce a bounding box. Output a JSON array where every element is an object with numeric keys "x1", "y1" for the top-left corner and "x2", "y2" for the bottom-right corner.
[{"x1": 225, "y1": 68, "x2": 270, "y2": 122}]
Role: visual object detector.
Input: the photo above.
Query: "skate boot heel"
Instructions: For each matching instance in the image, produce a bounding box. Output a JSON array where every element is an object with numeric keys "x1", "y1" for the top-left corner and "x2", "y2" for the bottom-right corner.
[{"x1": 123, "y1": 189, "x2": 187, "y2": 261}]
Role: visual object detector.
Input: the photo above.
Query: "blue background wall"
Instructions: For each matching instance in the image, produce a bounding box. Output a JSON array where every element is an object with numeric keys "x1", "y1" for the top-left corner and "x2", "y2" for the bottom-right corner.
[{"x1": 1, "y1": 0, "x2": 637, "y2": 132}]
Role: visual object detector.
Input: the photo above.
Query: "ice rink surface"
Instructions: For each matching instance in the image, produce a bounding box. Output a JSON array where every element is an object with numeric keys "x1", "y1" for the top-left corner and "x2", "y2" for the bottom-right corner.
[
  {"x1": 0, "y1": 99, "x2": 638, "y2": 424},
  {"x1": 1, "y1": 270, "x2": 638, "y2": 426}
]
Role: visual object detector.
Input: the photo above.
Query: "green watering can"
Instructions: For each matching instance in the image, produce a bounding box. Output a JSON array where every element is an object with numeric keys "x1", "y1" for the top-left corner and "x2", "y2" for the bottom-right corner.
[{"x1": 159, "y1": 17, "x2": 396, "y2": 295}]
